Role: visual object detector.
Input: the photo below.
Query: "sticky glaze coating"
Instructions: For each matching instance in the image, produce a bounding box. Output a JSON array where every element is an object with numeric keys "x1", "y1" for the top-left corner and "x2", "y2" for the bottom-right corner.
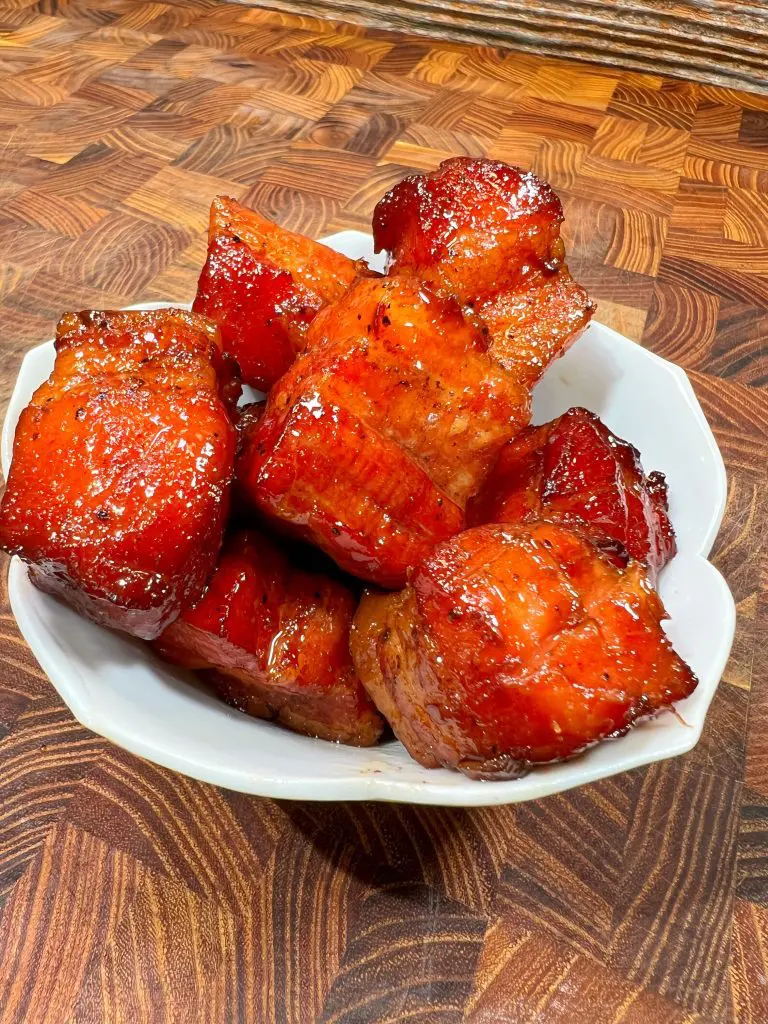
[
  {"x1": 237, "y1": 276, "x2": 530, "y2": 587},
  {"x1": 373, "y1": 157, "x2": 595, "y2": 386},
  {"x1": 193, "y1": 196, "x2": 367, "y2": 390},
  {"x1": 351, "y1": 522, "x2": 696, "y2": 778},
  {"x1": 478, "y1": 271, "x2": 596, "y2": 389},
  {"x1": 0, "y1": 309, "x2": 237, "y2": 640},
  {"x1": 154, "y1": 530, "x2": 384, "y2": 745},
  {"x1": 469, "y1": 407, "x2": 676, "y2": 578}
]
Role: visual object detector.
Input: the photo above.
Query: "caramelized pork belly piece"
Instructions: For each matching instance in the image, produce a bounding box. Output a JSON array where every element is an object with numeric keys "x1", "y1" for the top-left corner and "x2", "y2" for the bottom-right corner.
[
  {"x1": 237, "y1": 276, "x2": 530, "y2": 587},
  {"x1": 154, "y1": 530, "x2": 384, "y2": 745},
  {"x1": 373, "y1": 157, "x2": 595, "y2": 386},
  {"x1": 351, "y1": 523, "x2": 696, "y2": 777},
  {"x1": 194, "y1": 196, "x2": 368, "y2": 390},
  {"x1": 373, "y1": 157, "x2": 563, "y2": 300},
  {"x1": 477, "y1": 270, "x2": 595, "y2": 387},
  {"x1": 469, "y1": 407, "x2": 676, "y2": 577},
  {"x1": 0, "y1": 309, "x2": 237, "y2": 640}
]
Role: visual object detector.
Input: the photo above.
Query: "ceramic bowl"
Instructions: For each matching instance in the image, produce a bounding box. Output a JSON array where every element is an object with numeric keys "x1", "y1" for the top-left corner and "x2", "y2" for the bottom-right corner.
[{"x1": 1, "y1": 232, "x2": 736, "y2": 806}]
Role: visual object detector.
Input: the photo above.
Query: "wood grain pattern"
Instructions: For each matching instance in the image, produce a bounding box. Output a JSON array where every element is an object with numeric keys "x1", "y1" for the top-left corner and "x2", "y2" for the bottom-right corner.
[
  {"x1": 257, "y1": 0, "x2": 768, "y2": 96},
  {"x1": 0, "y1": 2, "x2": 767, "y2": 1021}
]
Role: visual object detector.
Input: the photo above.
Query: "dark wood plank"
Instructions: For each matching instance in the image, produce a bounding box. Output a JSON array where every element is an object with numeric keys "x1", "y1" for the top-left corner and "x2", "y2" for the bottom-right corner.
[{"x1": 259, "y1": 0, "x2": 768, "y2": 95}]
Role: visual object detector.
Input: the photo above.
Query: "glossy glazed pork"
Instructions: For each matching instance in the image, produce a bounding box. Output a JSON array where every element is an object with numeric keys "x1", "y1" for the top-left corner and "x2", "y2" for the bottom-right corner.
[
  {"x1": 0, "y1": 309, "x2": 237, "y2": 639},
  {"x1": 237, "y1": 276, "x2": 530, "y2": 587},
  {"x1": 351, "y1": 522, "x2": 696, "y2": 777},
  {"x1": 154, "y1": 530, "x2": 384, "y2": 745},
  {"x1": 193, "y1": 196, "x2": 367, "y2": 390},
  {"x1": 469, "y1": 407, "x2": 676, "y2": 577},
  {"x1": 373, "y1": 157, "x2": 595, "y2": 387}
]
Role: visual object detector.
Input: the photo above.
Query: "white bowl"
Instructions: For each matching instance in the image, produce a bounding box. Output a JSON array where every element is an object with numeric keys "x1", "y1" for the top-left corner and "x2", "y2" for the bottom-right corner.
[{"x1": 1, "y1": 232, "x2": 736, "y2": 806}]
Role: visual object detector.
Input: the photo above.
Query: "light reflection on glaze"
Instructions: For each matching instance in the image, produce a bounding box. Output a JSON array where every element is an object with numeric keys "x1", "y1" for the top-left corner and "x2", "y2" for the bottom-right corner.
[
  {"x1": 193, "y1": 196, "x2": 371, "y2": 390},
  {"x1": 468, "y1": 407, "x2": 676, "y2": 580}
]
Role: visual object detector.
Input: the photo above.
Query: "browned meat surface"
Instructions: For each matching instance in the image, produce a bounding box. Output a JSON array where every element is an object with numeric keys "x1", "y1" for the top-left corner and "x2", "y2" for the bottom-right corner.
[
  {"x1": 194, "y1": 196, "x2": 368, "y2": 390},
  {"x1": 155, "y1": 530, "x2": 384, "y2": 746},
  {"x1": 351, "y1": 522, "x2": 696, "y2": 777},
  {"x1": 469, "y1": 407, "x2": 676, "y2": 577},
  {"x1": 373, "y1": 157, "x2": 595, "y2": 387}
]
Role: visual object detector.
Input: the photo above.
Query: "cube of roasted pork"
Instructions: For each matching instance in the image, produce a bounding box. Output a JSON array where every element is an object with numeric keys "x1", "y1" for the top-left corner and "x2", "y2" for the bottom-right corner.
[
  {"x1": 477, "y1": 270, "x2": 596, "y2": 385},
  {"x1": 193, "y1": 196, "x2": 368, "y2": 390},
  {"x1": 468, "y1": 407, "x2": 676, "y2": 577},
  {"x1": 0, "y1": 309, "x2": 237, "y2": 640},
  {"x1": 351, "y1": 522, "x2": 696, "y2": 777},
  {"x1": 373, "y1": 157, "x2": 595, "y2": 387},
  {"x1": 237, "y1": 276, "x2": 530, "y2": 587},
  {"x1": 154, "y1": 530, "x2": 384, "y2": 746}
]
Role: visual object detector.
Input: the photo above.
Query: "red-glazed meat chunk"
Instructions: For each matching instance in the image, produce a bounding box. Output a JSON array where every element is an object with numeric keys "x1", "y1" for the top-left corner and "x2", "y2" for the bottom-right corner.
[
  {"x1": 237, "y1": 276, "x2": 530, "y2": 587},
  {"x1": 351, "y1": 523, "x2": 696, "y2": 777},
  {"x1": 373, "y1": 157, "x2": 595, "y2": 387},
  {"x1": 193, "y1": 196, "x2": 367, "y2": 390},
  {"x1": 0, "y1": 309, "x2": 237, "y2": 639},
  {"x1": 374, "y1": 157, "x2": 564, "y2": 301},
  {"x1": 468, "y1": 407, "x2": 676, "y2": 577},
  {"x1": 154, "y1": 530, "x2": 384, "y2": 745},
  {"x1": 477, "y1": 270, "x2": 596, "y2": 385}
]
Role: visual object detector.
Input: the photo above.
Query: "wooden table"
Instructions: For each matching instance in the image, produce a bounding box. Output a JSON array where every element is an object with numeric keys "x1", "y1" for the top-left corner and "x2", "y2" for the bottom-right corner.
[{"x1": 0, "y1": 2, "x2": 766, "y2": 1021}]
